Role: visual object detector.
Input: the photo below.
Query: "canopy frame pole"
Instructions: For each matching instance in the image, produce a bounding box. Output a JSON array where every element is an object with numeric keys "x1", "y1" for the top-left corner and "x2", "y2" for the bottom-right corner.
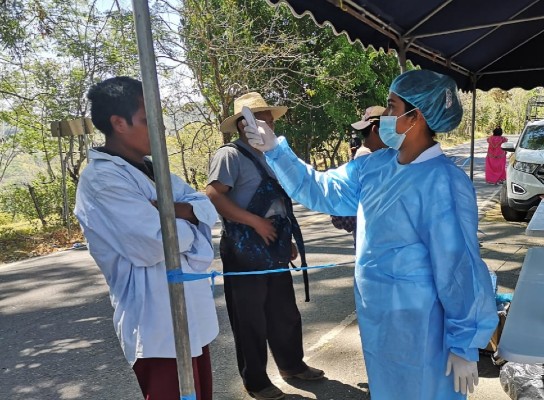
[
  {"x1": 469, "y1": 76, "x2": 477, "y2": 181},
  {"x1": 132, "y1": 0, "x2": 195, "y2": 397},
  {"x1": 477, "y1": 29, "x2": 544, "y2": 74},
  {"x1": 450, "y1": 0, "x2": 540, "y2": 59},
  {"x1": 403, "y1": 0, "x2": 453, "y2": 36},
  {"x1": 321, "y1": 0, "x2": 471, "y2": 77},
  {"x1": 408, "y1": 14, "x2": 544, "y2": 40},
  {"x1": 396, "y1": 40, "x2": 407, "y2": 73}
]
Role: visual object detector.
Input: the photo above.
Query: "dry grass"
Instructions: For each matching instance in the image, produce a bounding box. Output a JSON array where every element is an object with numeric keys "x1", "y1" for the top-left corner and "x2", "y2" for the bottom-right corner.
[
  {"x1": 481, "y1": 202, "x2": 506, "y2": 223},
  {"x1": 0, "y1": 225, "x2": 84, "y2": 264},
  {"x1": 437, "y1": 131, "x2": 488, "y2": 149}
]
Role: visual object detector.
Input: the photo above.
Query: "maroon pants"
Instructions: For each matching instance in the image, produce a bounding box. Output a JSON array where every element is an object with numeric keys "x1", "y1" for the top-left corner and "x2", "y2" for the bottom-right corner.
[{"x1": 133, "y1": 345, "x2": 212, "y2": 400}]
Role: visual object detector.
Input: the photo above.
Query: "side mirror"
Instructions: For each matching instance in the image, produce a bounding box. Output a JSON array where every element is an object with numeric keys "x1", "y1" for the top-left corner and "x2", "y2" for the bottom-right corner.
[{"x1": 502, "y1": 142, "x2": 515, "y2": 152}]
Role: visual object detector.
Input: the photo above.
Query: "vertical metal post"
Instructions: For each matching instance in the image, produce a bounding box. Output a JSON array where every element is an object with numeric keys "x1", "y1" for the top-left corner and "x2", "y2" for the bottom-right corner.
[
  {"x1": 470, "y1": 78, "x2": 477, "y2": 181},
  {"x1": 81, "y1": 118, "x2": 90, "y2": 161},
  {"x1": 396, "y1": 40, "x2": 407, "y2": 73},
  {"x1": 57, "y1": 134, "x2": 71, "y2": 235},
  {"x1": 131, "y1": 0, "x2": 195, "y2": 397}
]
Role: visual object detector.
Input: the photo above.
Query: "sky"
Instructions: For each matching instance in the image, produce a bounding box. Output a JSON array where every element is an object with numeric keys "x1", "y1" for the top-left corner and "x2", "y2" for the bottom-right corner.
[{"x1": 96, "y1": 0, "x2": 132, "y2": 12}]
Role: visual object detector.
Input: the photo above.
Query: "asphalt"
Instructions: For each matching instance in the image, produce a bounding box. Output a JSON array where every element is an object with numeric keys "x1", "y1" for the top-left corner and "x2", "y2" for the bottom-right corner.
[{"x1": 1, "y1": 137, "x2": 543, "y2": 400}]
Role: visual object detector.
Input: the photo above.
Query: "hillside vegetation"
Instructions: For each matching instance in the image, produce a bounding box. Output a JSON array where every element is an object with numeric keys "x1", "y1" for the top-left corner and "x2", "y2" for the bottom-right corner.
[{"x1": 0, "y1": 0, "x2": 540, "y2": 264}]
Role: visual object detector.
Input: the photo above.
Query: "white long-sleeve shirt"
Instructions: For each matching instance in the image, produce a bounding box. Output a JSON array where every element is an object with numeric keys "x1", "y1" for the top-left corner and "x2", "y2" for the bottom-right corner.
[{"x1": 74, "y1": 149, "x2": 219, "y2": 365}]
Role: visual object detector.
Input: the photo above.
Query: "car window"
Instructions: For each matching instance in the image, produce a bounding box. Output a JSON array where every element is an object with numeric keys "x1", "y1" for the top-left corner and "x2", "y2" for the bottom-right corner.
[{"x1": 519, "y1": 124, "x2": 544, "y2": 150}]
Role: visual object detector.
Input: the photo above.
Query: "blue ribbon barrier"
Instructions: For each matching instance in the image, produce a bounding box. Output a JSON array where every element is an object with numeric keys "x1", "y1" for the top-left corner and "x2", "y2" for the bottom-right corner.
[
  {"x1": 167, "y1": 263, "x2": 337, "y2": 292},
  {"x1": 461, "y1": 156, "x2": 472, "y2": 168}
]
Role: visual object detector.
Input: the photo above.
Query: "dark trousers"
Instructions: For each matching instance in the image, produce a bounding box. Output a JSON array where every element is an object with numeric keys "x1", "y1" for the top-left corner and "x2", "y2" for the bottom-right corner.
[
  {"x1": 132, "y1": 346, "x2": 212, "y2": 400},
  {"x1": 221, "y1": 238, "x2": 307, "y2": 392}
]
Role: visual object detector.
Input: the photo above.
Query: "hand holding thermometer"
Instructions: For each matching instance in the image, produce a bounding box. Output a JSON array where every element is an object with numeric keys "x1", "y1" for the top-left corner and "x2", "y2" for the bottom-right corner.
[{"x1": 241, "y1": 106, "x2": 264, "y2": 145}]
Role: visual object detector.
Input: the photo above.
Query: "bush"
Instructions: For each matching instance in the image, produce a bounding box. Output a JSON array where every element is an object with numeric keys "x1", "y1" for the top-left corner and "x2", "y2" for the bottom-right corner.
[
  {"x1": 0, "y1": 223, "x2": 84, "y2": 264},
  {"x1": 0, "y1": 212, "x2": 13, "y2": 225},
  {"x1": 0, "y1": 174, "x2": 76, "y2": 228}
]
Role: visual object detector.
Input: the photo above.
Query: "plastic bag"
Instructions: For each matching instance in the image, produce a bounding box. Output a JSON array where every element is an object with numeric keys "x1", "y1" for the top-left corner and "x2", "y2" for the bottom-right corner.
[
  {"x1": 489, "y1": 269, "x2": 498, "y2": 293},
  {"x1": 496, "y1": 292, "x2": 514, "y2": 312},
  {"x1": 499, "y1": 362, "x2": 544, "y2": 399}
]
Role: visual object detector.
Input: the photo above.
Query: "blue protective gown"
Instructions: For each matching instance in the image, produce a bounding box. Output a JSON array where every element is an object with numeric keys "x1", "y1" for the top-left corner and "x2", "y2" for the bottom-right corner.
[{"x1": 264, "y1": 138, "x2": 498, "y2": 400}]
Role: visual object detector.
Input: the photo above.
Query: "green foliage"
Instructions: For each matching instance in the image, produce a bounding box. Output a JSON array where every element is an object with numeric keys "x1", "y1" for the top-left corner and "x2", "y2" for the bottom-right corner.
[
  {"x1": 0, "y1": 174, "x2": 76, "y2": 228},
  {"x1": 165, "y1": 121, "x2": 223, "y2": 190},
  {"x1": 452, "y1": 88, "x2": 540, "y2": 141},
  {"x1": 0, "y1": 0, "x2": 51, "y2": 54},
  {"x1": 179, "y1": 0, "x2": 400, "y2": 166},
  {"x1": 0, "y1": 211, "x2": 12, "y2": 225},
  {"x1": 0, "y1": 0, "x2": 541, "y2": 232}
]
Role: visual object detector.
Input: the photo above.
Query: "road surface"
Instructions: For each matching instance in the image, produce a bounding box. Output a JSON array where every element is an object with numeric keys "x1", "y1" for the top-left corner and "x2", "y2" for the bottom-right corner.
[{"x1": 1, "y1": 137, "x2": 530, "y2": 399}]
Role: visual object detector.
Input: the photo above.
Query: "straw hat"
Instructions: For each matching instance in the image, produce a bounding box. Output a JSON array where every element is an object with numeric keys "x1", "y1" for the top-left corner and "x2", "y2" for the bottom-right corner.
[{"x1": 219, "y1": 92, "x2": 288, "y2": 134}]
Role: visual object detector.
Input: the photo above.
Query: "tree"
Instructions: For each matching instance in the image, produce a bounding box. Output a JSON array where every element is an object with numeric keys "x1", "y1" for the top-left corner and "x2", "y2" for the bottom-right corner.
[
  {"x1": 0, "y1": 0, "x2": 51, "y2": 55},
  {"x1": 163, "y1": 92, "x2": 222, "y2": 189},
  {"x1": 173, "y1": 0, "x2": 399, "y2": 165},
  {"x1": 0, "y1": 129, "x2": 20, "y2": 184}
]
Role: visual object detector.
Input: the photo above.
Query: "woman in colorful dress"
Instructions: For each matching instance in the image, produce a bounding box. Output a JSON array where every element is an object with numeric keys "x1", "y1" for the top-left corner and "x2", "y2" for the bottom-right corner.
[{"x1": 485, "y1": 126, "x2": 508, "y2": 184}]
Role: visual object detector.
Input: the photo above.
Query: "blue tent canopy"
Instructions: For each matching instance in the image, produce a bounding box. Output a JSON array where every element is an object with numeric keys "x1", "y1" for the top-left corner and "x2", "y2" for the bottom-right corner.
[{"x1": 268, "y1": 0, "x2": 544, "y2": 91}]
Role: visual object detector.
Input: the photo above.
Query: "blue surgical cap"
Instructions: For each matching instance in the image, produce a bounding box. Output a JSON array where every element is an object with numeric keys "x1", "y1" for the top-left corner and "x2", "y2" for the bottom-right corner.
[{"x1": 390, "y1": 70, "x2": 463, "y2": 133}]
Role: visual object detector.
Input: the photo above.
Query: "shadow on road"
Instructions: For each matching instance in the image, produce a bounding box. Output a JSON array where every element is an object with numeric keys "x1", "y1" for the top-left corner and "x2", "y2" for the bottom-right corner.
[
  {"x1": 1, "y1": 297, "x2": 141, "y2": 399},
  {"x1": 281, "y1": 378, "x2": 370, "y2": 399},
  {"x1": 1, "y1": 252, "x2": 142, "y2": 400}
]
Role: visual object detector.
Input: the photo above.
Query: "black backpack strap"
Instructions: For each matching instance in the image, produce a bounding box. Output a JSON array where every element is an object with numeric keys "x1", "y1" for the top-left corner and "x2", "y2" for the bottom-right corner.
[
  {"x1": 289, "y1": 215, "x2": 310, "y2": 302},
  {"x1": 222, "y1": 142, "x2": 311, "y2": 301},
  {"x1": 222, "y1": 143, "x2": 271, "y2": 180}
]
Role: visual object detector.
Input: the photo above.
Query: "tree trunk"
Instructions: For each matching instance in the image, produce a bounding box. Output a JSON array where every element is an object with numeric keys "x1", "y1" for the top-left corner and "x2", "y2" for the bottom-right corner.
[
  {"x1": 180, "y1": 143, "x2": 190, "y2": 184},
  {"x1": 329, "y1": 137, "x2": 343, "y2": 168},
  {"x1": 189, "y1": 168, "x2": 198, "y2": 190},
  {"x1": 27, "y1": 184, "x2": 47, "y2": 228}
]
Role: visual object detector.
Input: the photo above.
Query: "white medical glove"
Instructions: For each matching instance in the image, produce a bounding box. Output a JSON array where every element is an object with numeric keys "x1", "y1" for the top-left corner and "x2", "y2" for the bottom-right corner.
[
  {"x1": 243, "y1": 119, "x2": 278, "y2": 152},
  {"x1": 445, "y1": 352, "x2": 479, "y2": 395}
]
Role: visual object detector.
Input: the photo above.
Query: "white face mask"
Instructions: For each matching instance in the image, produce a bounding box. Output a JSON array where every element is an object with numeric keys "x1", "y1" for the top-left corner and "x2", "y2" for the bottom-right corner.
[{"x1": 378, "y1": 109, "x2": 418, "y2": 150}]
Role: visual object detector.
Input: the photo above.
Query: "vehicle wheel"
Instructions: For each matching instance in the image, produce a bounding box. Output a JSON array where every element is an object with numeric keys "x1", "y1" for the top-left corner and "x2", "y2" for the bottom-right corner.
[{"x1": 500, "y1": 184, "x2": 527, "y2": 222}]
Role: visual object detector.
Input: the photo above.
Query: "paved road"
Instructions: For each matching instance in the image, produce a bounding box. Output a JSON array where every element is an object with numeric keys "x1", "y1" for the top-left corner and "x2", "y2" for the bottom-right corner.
[
  {"x1": 1, "y1": 137, "x2": 538, "y2": 400},
  {"x1": 444, "y1": 135, "x2": 518, "y2": 219}
]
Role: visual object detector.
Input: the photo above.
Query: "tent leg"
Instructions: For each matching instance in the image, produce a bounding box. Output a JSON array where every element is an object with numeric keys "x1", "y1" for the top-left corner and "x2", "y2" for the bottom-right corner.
[
  {"x1": 132, "y1": 0, "x2": 195, "y2": 397},
  {"x1": 470, "y1": 79, "x2": 476, "y2": 181},
  {"x1": 397, "y1": 41, "x2": 407, "y2": 73}
]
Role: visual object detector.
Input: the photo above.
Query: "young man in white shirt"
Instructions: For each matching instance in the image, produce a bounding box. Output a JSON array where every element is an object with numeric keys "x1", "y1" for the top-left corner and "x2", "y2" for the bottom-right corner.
[{"x1": 75, "y1": 76, "x2": 218, "y2": 400}]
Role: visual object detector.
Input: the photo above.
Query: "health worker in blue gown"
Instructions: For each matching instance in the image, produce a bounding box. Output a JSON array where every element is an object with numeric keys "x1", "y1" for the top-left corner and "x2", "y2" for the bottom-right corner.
[{"x1": 243, "y1": 70, "x2": 499, "y2": 400}]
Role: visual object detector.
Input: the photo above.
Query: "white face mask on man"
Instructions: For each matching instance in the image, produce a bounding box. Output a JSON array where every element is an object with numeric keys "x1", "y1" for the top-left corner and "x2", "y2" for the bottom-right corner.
[{"x1": 378, "y1": 109, "x2": 418, "y2": 150}]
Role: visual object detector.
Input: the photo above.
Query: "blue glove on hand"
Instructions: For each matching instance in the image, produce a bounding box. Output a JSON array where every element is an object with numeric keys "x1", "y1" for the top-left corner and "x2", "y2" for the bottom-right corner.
[{"x1": 445, "y1": 352, "x2": 479, "y2": 395}]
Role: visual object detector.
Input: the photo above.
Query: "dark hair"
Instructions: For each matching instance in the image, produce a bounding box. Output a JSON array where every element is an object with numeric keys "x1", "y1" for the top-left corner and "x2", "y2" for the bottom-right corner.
[
  {"x1": 399, "y1": 96, "x2": 436, "y2": 137},
  {"x1": 235, "y1": 116, "x2": 245, "y2": 134},
  {"x1": 87, "y1": 76, "x2": 143, "y2": 136},
  {"x1": 493, "y1": 127, "x2": 503, "y2": 136},
  {"x1": 360, "y1": 120, "x2": 379, "y2": 139}
]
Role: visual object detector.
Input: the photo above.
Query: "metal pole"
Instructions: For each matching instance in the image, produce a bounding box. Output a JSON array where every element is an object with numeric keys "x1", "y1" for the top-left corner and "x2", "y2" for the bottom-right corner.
[
  {"x1": 131, "y1": 0, "x2": 195, "y2": 397},
  {"x1": 470, "y1": 78, "x2": 477, "y2": 181},
  {"x1": 57, "y1": 135, "x2": 71, "y2": 235},
  {"x1": 81, "y1": 118, "x2": 90, "y2": 161},
  {"x1": 397, "y1": 40, "x2": 407, "y2": 73}
]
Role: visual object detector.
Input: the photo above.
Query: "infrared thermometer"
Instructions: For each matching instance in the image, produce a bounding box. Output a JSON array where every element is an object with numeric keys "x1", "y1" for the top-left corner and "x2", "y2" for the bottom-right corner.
[{"x1": 241, "y1": 106, "x2": 264, "y2": 145}]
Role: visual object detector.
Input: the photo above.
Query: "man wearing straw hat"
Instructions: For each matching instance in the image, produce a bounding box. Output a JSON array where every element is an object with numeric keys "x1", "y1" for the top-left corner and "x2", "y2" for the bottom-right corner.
[{"x1": 206, "y1": 92, "x2": 324, "y2": 400}]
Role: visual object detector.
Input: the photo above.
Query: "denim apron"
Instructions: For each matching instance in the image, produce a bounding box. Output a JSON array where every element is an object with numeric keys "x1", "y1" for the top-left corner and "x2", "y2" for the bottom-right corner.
[{"x1": 220, "y1": 143, "x2": 310, "y2": 300}]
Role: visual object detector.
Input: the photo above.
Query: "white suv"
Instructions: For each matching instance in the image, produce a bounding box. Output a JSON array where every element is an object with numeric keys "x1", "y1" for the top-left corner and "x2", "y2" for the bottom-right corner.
[{"x1": 500, "y1": 119, "x2": 544, "y2": 221}]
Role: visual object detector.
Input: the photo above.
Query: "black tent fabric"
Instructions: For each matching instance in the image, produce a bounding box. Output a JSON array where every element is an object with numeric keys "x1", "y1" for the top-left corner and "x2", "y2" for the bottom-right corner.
[{"x1": 268, "y1": 0, "x2": 544, "y2": 91}]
